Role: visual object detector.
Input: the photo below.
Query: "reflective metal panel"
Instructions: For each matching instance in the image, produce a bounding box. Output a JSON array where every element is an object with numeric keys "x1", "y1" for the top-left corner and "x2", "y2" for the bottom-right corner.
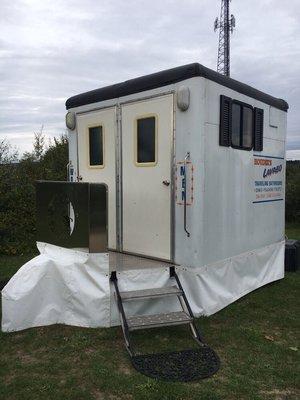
[
  {"x1": 89, "y1": 183, "x2": 107, "y2": 253},
  {"x1": 36, "y1": 181, "x2": 107, "y2": 252}
]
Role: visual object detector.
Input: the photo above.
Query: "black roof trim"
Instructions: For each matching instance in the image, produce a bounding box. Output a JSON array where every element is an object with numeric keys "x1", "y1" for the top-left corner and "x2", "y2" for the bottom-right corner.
[{"x1": 66, "y1": 63, "x2": 288, "y2": 111}]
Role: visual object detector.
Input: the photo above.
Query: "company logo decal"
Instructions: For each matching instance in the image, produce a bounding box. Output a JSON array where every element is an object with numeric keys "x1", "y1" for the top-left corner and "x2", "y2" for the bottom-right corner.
[{"x1": 262, "y1": 164, "x2": 282, "y2": 178}]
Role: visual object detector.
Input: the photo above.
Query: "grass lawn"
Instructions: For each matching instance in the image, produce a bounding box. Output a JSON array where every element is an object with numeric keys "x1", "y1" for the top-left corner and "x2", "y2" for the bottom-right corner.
[{"x1": 0, "y1": 230, "x2": 299, "y2": 399}]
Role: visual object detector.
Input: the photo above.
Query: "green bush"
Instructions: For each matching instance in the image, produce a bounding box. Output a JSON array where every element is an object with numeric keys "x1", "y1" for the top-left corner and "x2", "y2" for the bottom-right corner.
[
  {"x1": 0, "y1": 135, "x2": 68, "y2": 255},
  {"x1": 286, "y1": 161, "x2": 300, "y2": 223}
]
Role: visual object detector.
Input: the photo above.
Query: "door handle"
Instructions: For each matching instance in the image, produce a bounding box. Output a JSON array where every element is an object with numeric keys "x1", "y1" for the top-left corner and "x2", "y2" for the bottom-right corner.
[{"x1": 162, "y1": 180, "x2": 170, "y2": 186}]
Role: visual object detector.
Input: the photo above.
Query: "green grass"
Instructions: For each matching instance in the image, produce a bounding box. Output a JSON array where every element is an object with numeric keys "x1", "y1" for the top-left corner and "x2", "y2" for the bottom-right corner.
[
  {"x1": 0, "y1": 272, "x2": 299, "y2": 400},
  {"x1": 0, "y1": 226, "x2": 299, "y2": 400}
]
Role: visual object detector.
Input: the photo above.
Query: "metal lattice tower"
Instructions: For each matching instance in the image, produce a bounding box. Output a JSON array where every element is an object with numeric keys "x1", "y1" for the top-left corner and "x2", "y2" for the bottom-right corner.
[{"x1": 214, "y1": 0, "x2": 236, "y2": 77}]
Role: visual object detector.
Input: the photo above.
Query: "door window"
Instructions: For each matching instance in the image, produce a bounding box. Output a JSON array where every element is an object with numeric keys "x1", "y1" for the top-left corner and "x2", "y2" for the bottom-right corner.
[
  {"x1": 89, "y1": 126, "x2": 104, "y2": 167},
  {"x1": 136, "y1": 116, "x2": 157, "y2": 165}
]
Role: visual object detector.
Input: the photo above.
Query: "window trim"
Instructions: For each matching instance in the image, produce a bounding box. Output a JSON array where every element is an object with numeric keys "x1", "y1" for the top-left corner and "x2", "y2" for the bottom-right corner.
[
  {"x1": 87, "y1": 124, "x2": 105, "y2": 169},
  {"x1": 134, "y1": 114, "x2": 158, "y2": 167},
  {"x1": 230, "y1": 99, "x2": 254, "y2": 151}
]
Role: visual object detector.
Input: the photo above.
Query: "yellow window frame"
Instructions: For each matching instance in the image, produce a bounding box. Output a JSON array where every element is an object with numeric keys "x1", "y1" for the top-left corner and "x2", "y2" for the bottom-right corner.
[
  {"x1": 87, "y1": 124, "x2": 105, "y2": 169},
  {"x1": 134, "y1": 114, "x2": 158, "y2": 167}
]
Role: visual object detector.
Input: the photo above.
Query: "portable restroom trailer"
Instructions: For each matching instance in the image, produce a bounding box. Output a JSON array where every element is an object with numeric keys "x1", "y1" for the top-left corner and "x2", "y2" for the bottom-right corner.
[{"x1": 65, "y1": 62, "x2": 288, "y2": 315}]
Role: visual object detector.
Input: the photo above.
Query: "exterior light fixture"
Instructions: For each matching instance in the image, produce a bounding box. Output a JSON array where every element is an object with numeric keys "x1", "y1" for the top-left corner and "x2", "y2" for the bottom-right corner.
[
  {"x1": 177, "y1": 86, "x2": 190, "y2": 111},
  {"x1": 65, "y1": 111, "x2": 76, "y2": 130}
]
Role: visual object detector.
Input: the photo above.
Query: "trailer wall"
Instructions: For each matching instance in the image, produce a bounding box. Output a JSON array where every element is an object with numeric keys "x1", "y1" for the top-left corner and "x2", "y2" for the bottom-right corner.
[{"x1": 174, "y1": 78, "x2": 286, "y2": 268}]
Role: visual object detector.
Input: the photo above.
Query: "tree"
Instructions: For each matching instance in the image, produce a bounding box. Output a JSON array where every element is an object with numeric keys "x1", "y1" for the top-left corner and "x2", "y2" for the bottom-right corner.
[
  {"x1": 0, "y1": 140, "x2": 20, "y2": 253},
  {"x1": 0, "y1": 139, "x2": 18, "y2": 164},
  {"x1": 22, "y1": 126, "x2": 46, "y2": 162},
  {"x1": 42, "y1": 134, "x2": 68, "y2": 181},
  {"x1": 33, "y1": 126, "x2": 46, "y2": 161}
]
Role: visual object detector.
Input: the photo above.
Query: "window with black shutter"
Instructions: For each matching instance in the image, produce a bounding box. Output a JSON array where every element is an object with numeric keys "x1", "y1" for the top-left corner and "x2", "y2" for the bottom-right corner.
[
  {"x1": 231, "y1": 101, "x2": 253, "y2": 150},
  {"x1": 219, "y1": 96, "x2": 257, "y2": 151},
  {"x1": 254, "y1": 108, "x2": 264, "y2": 151}
]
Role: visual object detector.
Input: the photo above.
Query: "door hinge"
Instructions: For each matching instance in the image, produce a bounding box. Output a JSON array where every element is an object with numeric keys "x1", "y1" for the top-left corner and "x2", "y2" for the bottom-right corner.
[{"x1": 116, "y1": 106, "x2": 122, "y2": 123}]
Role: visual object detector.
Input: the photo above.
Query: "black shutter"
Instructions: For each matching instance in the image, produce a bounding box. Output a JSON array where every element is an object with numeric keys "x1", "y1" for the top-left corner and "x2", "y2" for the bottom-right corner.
[
  {"x1": 254, "y1": 108, "x2": 264, "y2": 151},
  {"x1": 219, "y1": 95, "x2": 232, "y2": 147}
]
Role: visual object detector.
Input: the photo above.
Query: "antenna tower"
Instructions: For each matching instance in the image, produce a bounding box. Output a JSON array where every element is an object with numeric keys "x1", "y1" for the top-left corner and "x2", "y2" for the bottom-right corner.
[{"x1": 214, "y1": 0, "x2": 235, "y2": 77}]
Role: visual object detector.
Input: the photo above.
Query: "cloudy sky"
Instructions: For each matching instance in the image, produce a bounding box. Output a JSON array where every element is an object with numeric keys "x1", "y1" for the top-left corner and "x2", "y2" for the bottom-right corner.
[{"x1": 1, "y1": 0, "x2": 299, "y2": 159}]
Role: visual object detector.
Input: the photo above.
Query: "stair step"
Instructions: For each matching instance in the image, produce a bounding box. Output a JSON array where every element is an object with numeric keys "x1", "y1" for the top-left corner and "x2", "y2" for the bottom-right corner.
[
  {"x1": 120, "y1": 286, "x2": 182, "y2": 301},
  {"x1": 127, "y1": 311, "x2": 192, "y2": 331}
]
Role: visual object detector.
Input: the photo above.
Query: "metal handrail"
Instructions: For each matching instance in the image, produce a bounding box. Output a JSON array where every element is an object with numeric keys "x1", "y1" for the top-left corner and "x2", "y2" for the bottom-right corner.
[
  {"x1": 110, "y1": 271, "x2": 134, "y2": 356},
  {"x1": 184, "y1": 152, "x2": 190, "y2": 237},
  {"x1": 170, "y1": 266, "x2": 204, "y2": 344}
]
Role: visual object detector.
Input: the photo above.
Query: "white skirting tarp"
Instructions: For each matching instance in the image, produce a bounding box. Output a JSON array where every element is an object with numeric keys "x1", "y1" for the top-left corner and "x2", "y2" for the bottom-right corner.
[
  {"x1": 177, "y1": 240, "x2": 285, "y2": 316},
  {"x1": 1, "y1": 240, "x2": 285, "y2": 332},
  {"x1": 1, "y1": 243, "x2": 110, "y2": 332}
]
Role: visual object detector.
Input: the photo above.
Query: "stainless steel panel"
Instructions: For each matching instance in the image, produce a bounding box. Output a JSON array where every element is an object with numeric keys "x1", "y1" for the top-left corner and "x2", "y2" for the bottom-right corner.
[
  {"x1": 36, "y1": 181, "x2": 107, "y2": 253},
  {"x1": 108, "y1": 251, "x2": 171, "y2": 272},
  {"x1": 89, "y1": 183, "x2": 108, "y2": 252}
]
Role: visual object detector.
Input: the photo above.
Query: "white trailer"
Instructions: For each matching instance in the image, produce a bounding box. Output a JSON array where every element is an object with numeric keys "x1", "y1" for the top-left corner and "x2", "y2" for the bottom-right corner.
[
  {"x1": 2, "y1": 63, "x2": 288, "y2": 341},
  {"x1": 65, "y1": 63, "x2": 288, "y2": 311}
]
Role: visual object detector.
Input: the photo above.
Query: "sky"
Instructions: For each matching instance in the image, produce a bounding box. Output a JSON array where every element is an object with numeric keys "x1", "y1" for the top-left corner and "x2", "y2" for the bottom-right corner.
[{"x1": 0, "y1": 0, "x2": 300, "y2": 159}]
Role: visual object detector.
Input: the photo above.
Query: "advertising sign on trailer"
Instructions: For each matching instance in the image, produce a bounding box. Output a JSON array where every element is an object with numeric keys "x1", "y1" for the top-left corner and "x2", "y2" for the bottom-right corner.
[{"x1": 253, "y1": 155, "x2": 284, "y2": 204}]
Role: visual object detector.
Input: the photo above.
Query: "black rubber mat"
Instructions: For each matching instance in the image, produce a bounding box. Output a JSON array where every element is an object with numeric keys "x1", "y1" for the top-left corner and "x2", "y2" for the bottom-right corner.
[{"x1": 131, "y1": 346, "x2": 220, "y2": 382}]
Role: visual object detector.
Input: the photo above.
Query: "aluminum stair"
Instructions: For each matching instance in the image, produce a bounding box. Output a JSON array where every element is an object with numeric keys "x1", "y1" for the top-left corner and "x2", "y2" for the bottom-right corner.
[
  {"x1": 110, "y1": 266, "x2": 204, "y2": 356},
  {"x1": 120, "y1": 285, "x2": 182, "y2": 301},
  {"x1": 110, "y1": 267, "x2": 220, "y2": 381},
  {"x1": 127, "y1": 311, "x2": 192, "y2": 331}
]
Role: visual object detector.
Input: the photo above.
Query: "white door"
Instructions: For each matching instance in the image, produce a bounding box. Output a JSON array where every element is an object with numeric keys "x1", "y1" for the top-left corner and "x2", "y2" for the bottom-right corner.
[
  {"x1": 121, "y1": 95, "x2": 173, "y2": 260},
  {"x1": 77, "y1": 107, "x2": 117, "y2": 249}
]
